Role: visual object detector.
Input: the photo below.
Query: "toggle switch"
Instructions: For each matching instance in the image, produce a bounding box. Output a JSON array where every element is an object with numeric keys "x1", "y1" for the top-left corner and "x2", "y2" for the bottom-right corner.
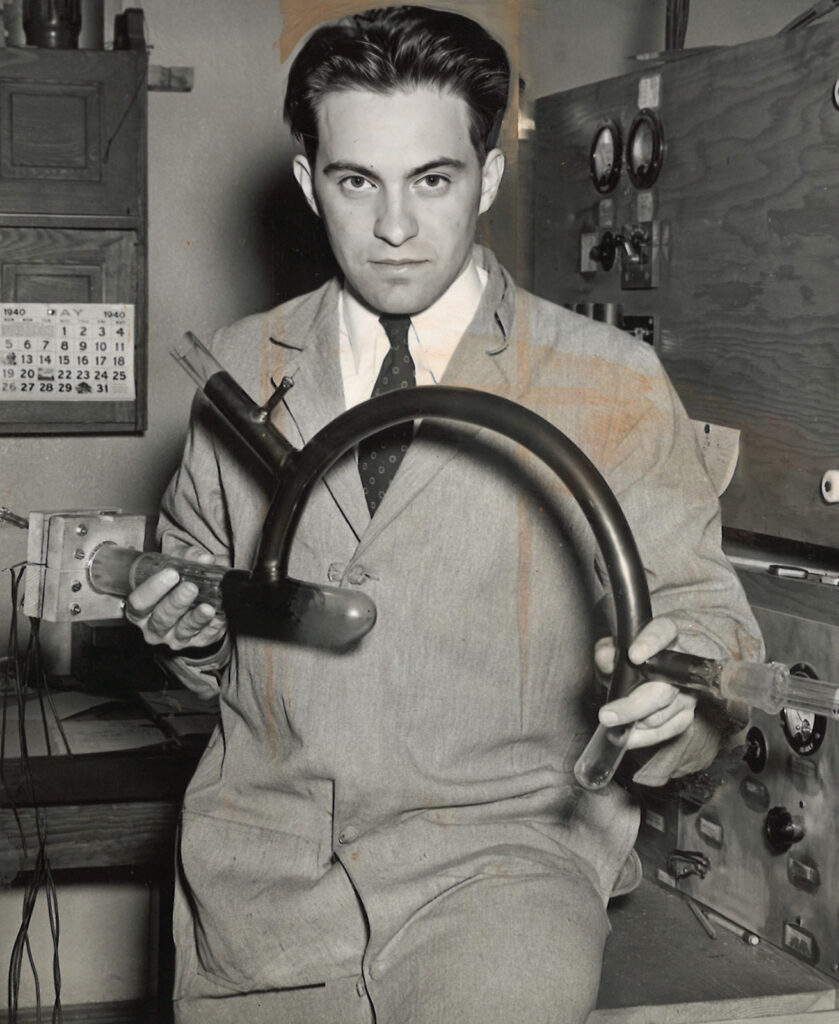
[{"x1": 620, "y1": 221, "x2": 662, "y2": 290}]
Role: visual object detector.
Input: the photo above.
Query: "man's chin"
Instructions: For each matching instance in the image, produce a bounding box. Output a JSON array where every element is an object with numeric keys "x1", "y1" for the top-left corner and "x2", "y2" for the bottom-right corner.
[
  {"x1": 353, "y1": 284, "x2": 441, "y2": 317},
  {"x1": 345, "y1": 270, "x2": 452, "y2": 317}
]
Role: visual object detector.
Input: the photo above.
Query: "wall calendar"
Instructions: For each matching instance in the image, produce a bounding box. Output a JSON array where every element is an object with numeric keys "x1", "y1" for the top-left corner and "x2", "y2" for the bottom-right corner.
[{"x1": 0, "y1": 303, "x2": 135, "y2": 403}]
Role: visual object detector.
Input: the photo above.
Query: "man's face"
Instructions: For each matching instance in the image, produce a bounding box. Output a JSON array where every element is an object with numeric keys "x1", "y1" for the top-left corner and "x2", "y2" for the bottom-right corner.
[{"x1": 293, "y1": 86, "x2": 504, "y2": 315}]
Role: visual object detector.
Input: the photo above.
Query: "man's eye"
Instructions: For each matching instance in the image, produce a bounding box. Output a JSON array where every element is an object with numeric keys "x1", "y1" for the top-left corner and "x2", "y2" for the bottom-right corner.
[
  {"x1": 340, "y1": 175, "x2": 374, "y2": 191},
  {"x1": 416, "y1": 174, "x2": 450, "y2": 192}
]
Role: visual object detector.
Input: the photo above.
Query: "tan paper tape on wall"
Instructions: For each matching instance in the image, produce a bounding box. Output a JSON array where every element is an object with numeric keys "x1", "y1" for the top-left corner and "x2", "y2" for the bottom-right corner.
[{"x1": 691, "y1": 420, "x2": 741, "y2": 498}]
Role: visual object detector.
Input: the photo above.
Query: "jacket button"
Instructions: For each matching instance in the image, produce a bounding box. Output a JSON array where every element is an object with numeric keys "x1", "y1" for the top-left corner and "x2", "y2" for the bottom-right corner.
[{"x1": 338, "y1": 825, "x2": 359, "y2": 844}]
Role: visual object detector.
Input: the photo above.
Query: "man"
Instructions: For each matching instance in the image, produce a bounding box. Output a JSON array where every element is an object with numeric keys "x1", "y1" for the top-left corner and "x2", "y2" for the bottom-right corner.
[{"x1": 127, "y1": 7, "x2": 762, "y2": 1023}]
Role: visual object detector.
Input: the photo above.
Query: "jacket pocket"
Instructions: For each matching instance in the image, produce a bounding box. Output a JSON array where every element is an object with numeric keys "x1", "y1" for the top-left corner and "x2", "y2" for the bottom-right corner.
[{"x1": 179, "y1": 809, "x2": 360, "y2": 991}]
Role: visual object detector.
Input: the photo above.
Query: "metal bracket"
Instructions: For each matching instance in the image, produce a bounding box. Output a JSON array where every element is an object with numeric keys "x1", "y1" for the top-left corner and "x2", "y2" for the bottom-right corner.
[{"x1": 23, "y1": 510, "x2": 151, "y2": 622}]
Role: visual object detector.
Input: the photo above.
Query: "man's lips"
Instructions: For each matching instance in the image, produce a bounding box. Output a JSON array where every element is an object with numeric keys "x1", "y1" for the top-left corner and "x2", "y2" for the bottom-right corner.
[{"x1": 370, "y1": 258, "x2": 428, "y2": 266}]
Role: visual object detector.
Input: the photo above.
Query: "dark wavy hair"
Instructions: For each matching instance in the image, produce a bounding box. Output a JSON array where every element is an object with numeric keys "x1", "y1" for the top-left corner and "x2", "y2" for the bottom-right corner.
[{"x1": 284, "y1": 6, "x2": 511, "y2": 164}]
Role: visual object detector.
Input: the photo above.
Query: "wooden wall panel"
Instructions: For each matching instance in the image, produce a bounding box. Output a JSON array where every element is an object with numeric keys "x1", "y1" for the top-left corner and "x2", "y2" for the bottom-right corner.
[{"x1": 533, "y1": 24, "x2": 839, "y2": 548}]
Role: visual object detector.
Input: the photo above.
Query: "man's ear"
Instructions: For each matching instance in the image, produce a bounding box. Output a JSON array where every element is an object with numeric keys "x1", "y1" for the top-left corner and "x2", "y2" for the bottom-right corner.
[
  {"x1": 478, "y1": 148, "x2": 505, "y2": 215},
  {"x1": 293, "y1": 154, "x2": 320, "y2": 217}
]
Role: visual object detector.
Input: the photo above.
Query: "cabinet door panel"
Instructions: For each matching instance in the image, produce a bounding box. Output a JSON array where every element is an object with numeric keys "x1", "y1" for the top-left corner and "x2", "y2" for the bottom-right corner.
[
  {"x1": 0, "y1": 227, "x2": 135, "y2": 302},
  {"x1": 0, "y1": 50, "x2": 145, "y2": 217}
]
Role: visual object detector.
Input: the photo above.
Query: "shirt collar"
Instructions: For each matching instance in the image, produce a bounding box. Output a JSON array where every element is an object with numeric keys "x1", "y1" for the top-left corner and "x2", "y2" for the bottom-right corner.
[{"x1": 341, "y1": 256, "x2": 487, "y2": 376}]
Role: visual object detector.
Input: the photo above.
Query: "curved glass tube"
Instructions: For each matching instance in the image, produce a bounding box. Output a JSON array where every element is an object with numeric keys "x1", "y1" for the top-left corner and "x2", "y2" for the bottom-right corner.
[
  {"x1": 250, "y1": 387, "x2": 653, "y2": 789},
  {"x1": 174, "y1": 340, "x2": 656, "y2": 786}
]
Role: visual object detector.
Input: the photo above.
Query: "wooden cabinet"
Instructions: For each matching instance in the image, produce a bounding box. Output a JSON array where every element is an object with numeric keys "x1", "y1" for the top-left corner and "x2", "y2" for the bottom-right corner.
[{"x1": 0, "y1": 47, "x2": 147, "y2": 433}]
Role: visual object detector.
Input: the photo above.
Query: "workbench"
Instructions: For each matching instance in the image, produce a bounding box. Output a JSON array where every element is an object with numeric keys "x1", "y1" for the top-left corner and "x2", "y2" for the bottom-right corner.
[{"x1": 2, "y1": 745, "x2": 837, "y2": 1024}]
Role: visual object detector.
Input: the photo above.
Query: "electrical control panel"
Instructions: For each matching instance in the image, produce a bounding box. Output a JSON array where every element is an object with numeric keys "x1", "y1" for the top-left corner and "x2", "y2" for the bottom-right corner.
[
  {"x1": 24, "y1": 509, "x2": 151, "y2": 622},
  {"x1": 533, "y1": 21, "x2": 839, "y2": 551},
  {"x1": 532, "y1": 21, "x2": 839, "y2": 978},
  {"x1": 636, "y1": 578, "x2": 839, "y2": 978}
]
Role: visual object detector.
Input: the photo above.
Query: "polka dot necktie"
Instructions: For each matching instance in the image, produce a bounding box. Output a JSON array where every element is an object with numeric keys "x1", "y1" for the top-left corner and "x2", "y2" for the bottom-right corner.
[{"x1": 358, "y1": 314, "x2": 416, "y2": 515}]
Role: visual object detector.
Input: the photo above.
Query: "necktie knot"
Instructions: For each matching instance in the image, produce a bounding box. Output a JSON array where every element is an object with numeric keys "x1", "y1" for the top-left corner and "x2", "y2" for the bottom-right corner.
[
  {"x1": 379, "y1": 314, "x2": 412, "y2": 352},
  {"x1": 370, "y1": 315, "x2": 415, "y2": 399}
]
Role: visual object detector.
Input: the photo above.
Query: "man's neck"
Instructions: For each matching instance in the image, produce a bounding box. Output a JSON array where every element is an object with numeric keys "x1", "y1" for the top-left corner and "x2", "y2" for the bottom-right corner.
[
  {"x1": 339, "y1": 255, "x2": 487, "y2": 406},
  {"x1": 344, "y1": 256, "x2": 483, "y2": 324},
  {"x1": 343, "y1": 256, "x2": 484, "y2": 369}
]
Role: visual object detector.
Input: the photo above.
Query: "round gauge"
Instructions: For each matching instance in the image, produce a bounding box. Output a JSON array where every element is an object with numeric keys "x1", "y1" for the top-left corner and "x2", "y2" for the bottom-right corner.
[
  {"x1": 626, "y1": 109, "x2": 664, "y2": 189},
  {"x1": 781, "y1": 707, "x2": 826, "y2": 756},
  {"x1": 781, "y1": 663, "x2": 828, "y2": 756},
  {"x1": 589, "y1": 120, "x2": 622, "y2": 194}
]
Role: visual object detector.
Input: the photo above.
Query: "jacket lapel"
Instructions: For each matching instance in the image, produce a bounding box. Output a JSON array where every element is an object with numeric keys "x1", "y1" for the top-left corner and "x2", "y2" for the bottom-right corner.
[
  {"x1": 355, "y1": 251, "x2": 521, "y2": 551},
  {"x1": 261, "y1": 249, "x2": 525, "y2": 553},
  {"x1": 263, "y1": 281, "x2": 370, "y2": 542}
]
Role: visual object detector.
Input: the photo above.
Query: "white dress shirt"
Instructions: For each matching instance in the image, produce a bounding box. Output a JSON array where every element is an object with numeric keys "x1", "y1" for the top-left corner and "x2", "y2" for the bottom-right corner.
[{"x1": 338, "y1": 259, "x2": 488, "y2": 409}]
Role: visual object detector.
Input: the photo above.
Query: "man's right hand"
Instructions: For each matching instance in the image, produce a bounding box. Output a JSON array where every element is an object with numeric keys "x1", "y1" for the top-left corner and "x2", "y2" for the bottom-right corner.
[{"x1": 124, "y1": 545, "x2": 228, "y2": 652}]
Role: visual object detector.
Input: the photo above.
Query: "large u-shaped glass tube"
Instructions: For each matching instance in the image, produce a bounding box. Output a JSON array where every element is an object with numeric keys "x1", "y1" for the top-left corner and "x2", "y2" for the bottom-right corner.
[
  {"x1": 87, "y1": 333, "x2": 675, "y2": 787},
  {"x1": 253, "y1": 386, "x2": 656, "y2": 790},
  {"x1": 97, "y1": 334, "x2": 839, "y2": 791}
]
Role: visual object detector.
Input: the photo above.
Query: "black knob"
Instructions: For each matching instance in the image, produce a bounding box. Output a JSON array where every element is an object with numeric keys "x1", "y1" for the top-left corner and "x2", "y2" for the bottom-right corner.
[
  {"x1": 589, "y1": 231, "x2": 616, "y2": 271},
  {"x1": 765, "y1": 806, "x2": 805, "y2": 853},
  {"x1": 743, "y1": 727, "x2": 767, "y2": 773}
]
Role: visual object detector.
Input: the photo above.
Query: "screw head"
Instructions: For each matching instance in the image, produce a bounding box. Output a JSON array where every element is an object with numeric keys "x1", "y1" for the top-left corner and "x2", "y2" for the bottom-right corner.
[
  {"x1": 69, "y1": 604, "x2": 82, "y2": 616},
  {"x1": 71, "y1": 581, "x2": 82, "y2": 592},
  {"x1": 75, "y1": 524, "x2": 88, "y2": 536},
  {"x1": 74, "y1": 548, "x2": 85, "y2": 560}
]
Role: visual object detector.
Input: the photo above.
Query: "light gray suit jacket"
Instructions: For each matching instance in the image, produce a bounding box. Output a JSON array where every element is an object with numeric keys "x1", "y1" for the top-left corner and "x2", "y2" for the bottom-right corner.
[{"x1": 160, "y1": 247, "x2": 762, "y2": 999}]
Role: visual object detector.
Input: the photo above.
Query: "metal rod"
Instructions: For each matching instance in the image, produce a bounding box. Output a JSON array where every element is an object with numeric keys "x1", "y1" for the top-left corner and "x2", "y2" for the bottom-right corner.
[{"x1": 0, "y1": 507, "x2": 28, "y2": 530}]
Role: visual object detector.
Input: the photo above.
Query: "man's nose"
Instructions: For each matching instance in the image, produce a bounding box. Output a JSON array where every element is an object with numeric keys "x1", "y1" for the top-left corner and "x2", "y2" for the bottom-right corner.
[{"x1": 373, "y1": 191, "x2": 418, "y2": 246}]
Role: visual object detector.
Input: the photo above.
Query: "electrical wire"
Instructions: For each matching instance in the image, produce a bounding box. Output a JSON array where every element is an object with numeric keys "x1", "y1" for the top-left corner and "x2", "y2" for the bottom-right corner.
[{"x1": 2, "y1": 566, "x2": 62, "y2": 1023}]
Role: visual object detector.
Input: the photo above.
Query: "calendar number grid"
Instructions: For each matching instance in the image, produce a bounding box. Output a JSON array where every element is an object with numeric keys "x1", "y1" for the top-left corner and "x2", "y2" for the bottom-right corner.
[{"x1": 0, "y1": 304, "x2": 135, "y2": 403}]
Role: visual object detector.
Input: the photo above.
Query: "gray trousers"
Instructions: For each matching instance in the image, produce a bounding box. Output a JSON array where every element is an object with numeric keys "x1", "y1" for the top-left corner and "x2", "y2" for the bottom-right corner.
[{"x1": 173, "y1": 867, "x2": 609, "y2": 1024}]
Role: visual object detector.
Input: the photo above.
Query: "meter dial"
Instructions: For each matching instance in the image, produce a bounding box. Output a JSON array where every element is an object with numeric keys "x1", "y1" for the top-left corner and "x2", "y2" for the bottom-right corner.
[
  {"x1": 781, "y1": 663, "x2": 827, "y2": 756},
  {"x1": 626, "y1": 109, "x2": 664, "y2": 189},
  {"x1": 589, "y1": 120, "x2": 622, "y2": 194},
  {"x1": 781, "y1": 707, "x2": 826, "y2": 756}
]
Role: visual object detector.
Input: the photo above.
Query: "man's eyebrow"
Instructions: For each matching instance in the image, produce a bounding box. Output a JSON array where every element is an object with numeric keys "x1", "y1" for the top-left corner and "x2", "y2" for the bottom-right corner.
[
  {"x1": 320, "y1": 160, "x2": 379, "y2": 178},
  {"x1": 320, "y1": 157, "x2": 468, "y2": 178},
  {"x1": 408, "y1": 158, "x2": 467, "y2": 177}
]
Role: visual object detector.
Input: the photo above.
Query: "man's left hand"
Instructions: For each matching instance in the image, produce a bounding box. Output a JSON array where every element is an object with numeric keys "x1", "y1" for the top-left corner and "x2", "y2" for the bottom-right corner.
[{"x1": 594, "y1": 617, "x2": 698, "y2": 749}]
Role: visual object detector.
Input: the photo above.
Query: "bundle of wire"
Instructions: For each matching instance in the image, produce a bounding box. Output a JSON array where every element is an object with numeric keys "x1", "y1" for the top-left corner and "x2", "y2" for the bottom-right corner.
[{"x1": 1, "y1": 565, "x2": 63, "y2": 1023}]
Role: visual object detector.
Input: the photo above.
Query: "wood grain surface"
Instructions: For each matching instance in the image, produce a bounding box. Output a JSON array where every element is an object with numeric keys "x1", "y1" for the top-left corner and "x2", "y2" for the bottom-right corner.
[
  {"x1": 534, "y1": 24, "x2": 839, "y2": 548},
  {"x1": 1, "y1": 801, "x2": 178, "y2": 882}
]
